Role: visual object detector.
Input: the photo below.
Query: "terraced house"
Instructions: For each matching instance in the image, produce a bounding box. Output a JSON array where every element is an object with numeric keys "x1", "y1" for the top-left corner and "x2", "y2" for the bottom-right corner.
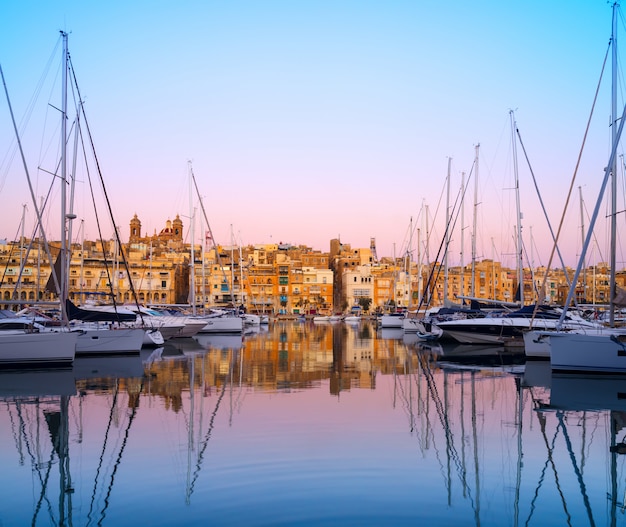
[{"x1": 1, "y1": 215, "x2": 623, "y2": 314}]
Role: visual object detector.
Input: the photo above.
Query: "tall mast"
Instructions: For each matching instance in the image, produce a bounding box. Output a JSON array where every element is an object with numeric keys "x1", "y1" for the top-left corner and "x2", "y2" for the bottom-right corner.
[
  {"x1": 491, "y1": 238, "x2": 496, "y2": 300},
  {"x1": 471, "y1": 144, "x2": 479, "y2": 297},
  {"x1": 201, "y1": 223, "x2": 206, "y2": 310},
  {"x1": 405, "y1": 218, "x2": 412, "y2": 308},
  {"x1": 239, "y1": 233, "x2": 244, "y2": 308},
  {"x1": 66, "y1": 98, "x2": 81, "y2": 290},
  {"x1": 417, "y1": 227, "x2": 422, "y2": 305},
  {"x1": 148, "y1": 241, "x2": 152, "y2": 299},
  {"x1": 510, "y1": 110, "x2": 523, "y2": 305},
  {"x1": 425, "y1": 204, "x2": 430, "y2": 266},
  {"x1": 19, "y1": 204, "x2": 25, "y2": 306},
  {"x1": 60, "y1": 31, "x2": 69, "y2": 304},
  {"x1": 610, "y1": 2, "x2": 618, "y2": 325},
  {"x1": 460, "y1": 172, "x2": 465, "y2": 301},
  {"x1": 189, "y1": 161, "x2": 196, "y2": 315},
  {"x1": 230, "y1": 224, "x2": 236, "y2": 307},
  {"x1": 443, "y1": 157, "x2": 451, "y2": 305},
  {"x1": 579, "y1": 186, "x2": 587, "y2": 302}
]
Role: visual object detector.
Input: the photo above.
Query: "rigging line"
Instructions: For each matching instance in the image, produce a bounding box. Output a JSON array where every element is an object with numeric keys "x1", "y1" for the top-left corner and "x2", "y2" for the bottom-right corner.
[
  {"x1": 524, "y1": 416, "x2": 569, "y2": 526},
  {"x1": 515, "y1": 127, "x2": 572, "y2": 289},
  {"x1": 190, "y1": 165, "x2": 231, "y2": 299},
  {"x1": 559, "y1": 97, "x2": 626, "y2": 323},
  {"x1": 421, "y1": 363, "x2": 474, "y2": 505},
  {"x1": 187, "y1": 370, "x2": 230, "y2": 501},
  {"x1": 5, "y1": 401, "x2": 24, "y2": 465},
  {"x1": 14, "y1": 147, "x2": 76, "y2": 304},
  {"x1": 12, "y1": 199, "x2": 59, "y2": 302},
  {"x1": 0, "y1": 219, "x2": 25, "y2": 290},
  {"x1": 14, "y1": 402, "x2": 58, "y2": 526},
  {"x1": 75, "y1": 115, "x2": 112, "y2": 298},
  {"x1": 31, "y1": 448, "x2": 57, "y2": 527},
  {"x1": 97, "y1": 380, "x2": 144, "y2": 526},
  {"x1": 557, "y1": 410, "x2": 597, "y2": 527},
  {"x1": 540, "y1": 36, "x2": 610, "y2": 316},
  {"x1": 0, "y1": 37, "x2": 61, "y2": 191},
  {"x1": 518, "y1": 232, "x2": 543, "y2": 304},
  {"x1": 580, "y1": 192, "x2": 607, "y2": 264},
  {"x1": 416, "y1": 161, "x2": 472, "y2": 312},
  {"x1": 69, "y1": 57, "x2": 143, "y2": 321},
  {"x1": 86, "y1": 382, "x2": 120, "y2": 527},
  {"x1": 0, "y1": 64, "x2": 65, "y2": 313}
]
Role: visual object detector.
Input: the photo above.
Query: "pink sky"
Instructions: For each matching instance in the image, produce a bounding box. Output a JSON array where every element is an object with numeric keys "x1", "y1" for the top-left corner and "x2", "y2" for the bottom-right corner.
[{"x1": 1, "y1": 1, "x2": 622, "y2": 270}]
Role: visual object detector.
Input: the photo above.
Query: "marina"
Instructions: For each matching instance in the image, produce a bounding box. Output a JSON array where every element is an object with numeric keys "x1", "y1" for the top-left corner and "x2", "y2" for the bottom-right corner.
[
  {"x1": 3, "y1": 5, "x2": 626, "y2": 525},
  {"x1": 0, "y1": 320, "x2": 624, "y2": 526}
]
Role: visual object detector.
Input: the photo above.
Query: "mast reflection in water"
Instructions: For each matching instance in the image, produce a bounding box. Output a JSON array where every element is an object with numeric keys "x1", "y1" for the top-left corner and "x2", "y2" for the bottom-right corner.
[{"x1": 0, "y1": 320, "x2": 625, "y2": 526}]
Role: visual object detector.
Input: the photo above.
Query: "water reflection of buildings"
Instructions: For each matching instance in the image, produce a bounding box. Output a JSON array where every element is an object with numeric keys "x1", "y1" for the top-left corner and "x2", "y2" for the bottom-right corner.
[{"x1": 140, "y1": 321, "x2": 426, "y2": 400}]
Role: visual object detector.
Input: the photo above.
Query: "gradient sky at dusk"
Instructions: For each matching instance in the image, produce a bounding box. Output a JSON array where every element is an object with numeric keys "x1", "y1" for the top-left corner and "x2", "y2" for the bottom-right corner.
[{"x1": 1, "y1": 1, "x2": 623, "y2": 269}]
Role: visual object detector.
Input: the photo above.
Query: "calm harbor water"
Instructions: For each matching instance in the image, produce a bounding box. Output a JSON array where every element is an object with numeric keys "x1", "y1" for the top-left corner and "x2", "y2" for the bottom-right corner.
[{"x1": 1, "y1": 320, "x2": 625, "y2": 526}]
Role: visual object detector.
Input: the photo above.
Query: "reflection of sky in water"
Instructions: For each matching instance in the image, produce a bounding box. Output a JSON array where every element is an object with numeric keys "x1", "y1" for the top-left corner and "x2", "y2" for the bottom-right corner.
[{"x1": 0, "y1": 322, "x2": 623, "y2": 526}]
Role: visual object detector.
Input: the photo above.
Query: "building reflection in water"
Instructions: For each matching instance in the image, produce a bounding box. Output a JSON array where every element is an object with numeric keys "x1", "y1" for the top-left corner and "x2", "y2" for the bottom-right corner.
[
  {"x1": 2, "y1": 321, "x2": 626, "y2": 526},
  {"x1": 140, "y1": 321, "x2": 441, "y2": 401}
]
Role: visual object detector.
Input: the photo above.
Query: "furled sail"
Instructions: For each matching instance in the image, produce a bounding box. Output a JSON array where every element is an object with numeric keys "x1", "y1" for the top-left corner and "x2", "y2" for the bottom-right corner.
[{"x1": 65, "y1": 299, "x2": 136, "y2": 322}]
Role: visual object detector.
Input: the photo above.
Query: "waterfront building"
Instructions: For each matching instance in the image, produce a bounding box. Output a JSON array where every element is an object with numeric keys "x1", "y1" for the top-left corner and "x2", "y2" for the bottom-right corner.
[
  {"x1": 1, "y1": 218, "x2": 625, "y2": 316},
  {"x1": 342, "y1": 265, "x2": 374, "y2": 313}
]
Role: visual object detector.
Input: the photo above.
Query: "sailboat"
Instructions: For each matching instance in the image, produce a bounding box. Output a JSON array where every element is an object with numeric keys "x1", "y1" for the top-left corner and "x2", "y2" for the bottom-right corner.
[
  {"x1": 52, "y1": 33, "x2": 147, "y2": 354},
  {"x1": 187, "y1": 166, "x2": 243, "y2": 335},
  {"x1": 547, "y1": 4, "x2": 626, "y2": 372},
  {"x1": 0, "y1": 37, "x2": 78, "y2": 366}
]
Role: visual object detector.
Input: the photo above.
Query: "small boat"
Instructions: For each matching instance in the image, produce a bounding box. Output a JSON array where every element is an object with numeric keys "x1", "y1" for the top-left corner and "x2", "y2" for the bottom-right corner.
[
  {"x1": 379, "y1": 312, "x2": 404, "y2": 328},
  {"x1": 242, "y1": 314, "x2": 261, "y2": 326},
  {"x1": 415, "y1": 327, "x2": 443, "y2": 341},
  {"x1": 197, "y1": 310, "x2": 244, "y2": 334}
]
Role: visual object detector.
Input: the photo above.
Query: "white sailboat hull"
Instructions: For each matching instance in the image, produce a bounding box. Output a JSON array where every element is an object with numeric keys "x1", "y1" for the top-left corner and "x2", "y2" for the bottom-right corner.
[
  {"x1": 74, "y1": 328, "x2": 145, "y2": 355},
  {"x1": 0, "y1": 332, "x2": 77, "y2": 366},
  {"x1": 175, "y1": 319, "x2": 211, "y2": 338},
  {"x1": 198, "y1": 316, "x2": 243, "y2": 334},
  {"x1": 549, "y1": 330, "x2": 626, "y2": 373},
  {"x1": 143, "y1": 329, "x2": 165, "y2": 347},
  {"x1": 435, "y1": 316, "x2": 601, "y2": 345},
  {"x1": 522, "y1": 330, "x2": 552, "y2": 359},
  {"x1": 402, "y1": 318, "x2": 426, "y2": 333},
  {"x1": 379, "y1": 314, "x2": 404, "y2": 328},
  {"x1": 153, "y1": 324, "x2": 185, "y2": 340}
]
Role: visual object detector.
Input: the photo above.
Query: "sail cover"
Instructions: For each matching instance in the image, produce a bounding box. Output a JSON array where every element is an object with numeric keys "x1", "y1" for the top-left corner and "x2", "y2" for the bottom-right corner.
[{"x1": 65, "y1": 299, "x2": 136, "y2": 323}]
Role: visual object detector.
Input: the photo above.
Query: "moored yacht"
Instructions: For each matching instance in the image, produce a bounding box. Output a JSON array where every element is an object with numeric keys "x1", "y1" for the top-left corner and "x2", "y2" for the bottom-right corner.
[
  {"x1": 64, "y1": 300, "x2": 146, "y2": 354},
  {"x1": 433, "y1": 305, "x2": 601, "y2": 345},
  {"x1": 0, "y1": 319, "x2": 77, "y2": 367},
  {"x1": 197, "y1": 309, "x2": 244, "y2": 334},
  {"x1": 379, "y1": 312, "x2": 405, "y2": 328}
]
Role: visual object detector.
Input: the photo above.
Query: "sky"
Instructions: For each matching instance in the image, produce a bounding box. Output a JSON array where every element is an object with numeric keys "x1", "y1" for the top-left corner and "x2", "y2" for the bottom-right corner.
[{"x1": 0, "y1": 1, "x2": 624, "y2": 270}]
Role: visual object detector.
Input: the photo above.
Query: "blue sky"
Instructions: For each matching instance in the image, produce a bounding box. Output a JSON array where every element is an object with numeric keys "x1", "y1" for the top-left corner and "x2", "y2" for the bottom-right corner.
[{"x1": 0, "y1": 1, "x2": 621, "y2": 269}]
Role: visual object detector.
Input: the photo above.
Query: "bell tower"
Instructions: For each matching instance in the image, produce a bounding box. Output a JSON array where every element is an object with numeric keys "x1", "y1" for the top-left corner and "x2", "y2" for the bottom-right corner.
[
  {"x1": 172, "y1": 214, "x2": 183, "y2": 241},
  {"x1": 129, "y1": 214, "x2": 141, "y2": 242}
]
